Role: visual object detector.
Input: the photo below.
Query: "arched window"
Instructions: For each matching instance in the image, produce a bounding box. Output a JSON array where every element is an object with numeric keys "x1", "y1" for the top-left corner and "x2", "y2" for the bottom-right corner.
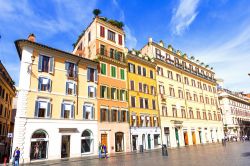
[
  {"x1": 30, "y1": 130, "x2": 48, "y2": 160},
  {"x1": 81, "y1": 130, "x2": 93, "y2": 154}
]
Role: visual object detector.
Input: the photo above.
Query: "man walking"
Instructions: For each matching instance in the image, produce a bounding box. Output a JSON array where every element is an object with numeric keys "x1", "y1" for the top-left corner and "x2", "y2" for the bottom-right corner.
[{"x1": 12, "y1": 147, "x2": 20, "y2": 166}]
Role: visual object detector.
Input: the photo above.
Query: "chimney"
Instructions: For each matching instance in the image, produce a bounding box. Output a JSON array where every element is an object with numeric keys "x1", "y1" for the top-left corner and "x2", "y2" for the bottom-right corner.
[
  {"x1": 148, "y1": 37, "x2": 153, "y2": 43},
  {"x1": 28, "y1": 33, "x2": 36, "y2": 42}
]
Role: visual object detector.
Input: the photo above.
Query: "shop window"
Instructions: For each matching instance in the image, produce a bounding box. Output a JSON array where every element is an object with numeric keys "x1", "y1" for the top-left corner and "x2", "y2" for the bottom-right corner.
[
  {"x1": 30, "y1": 130, "x2": 48, "y2": 160},
  {"x1": 81, "y1": 130, "x2": 93, "y2": 153}
]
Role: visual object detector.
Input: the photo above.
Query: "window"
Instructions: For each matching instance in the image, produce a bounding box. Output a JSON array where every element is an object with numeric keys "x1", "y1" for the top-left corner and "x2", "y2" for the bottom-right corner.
[
  {"x1": 191, "y1": 79, "x2": 196, "y2": 87},
  {"x1": 87, "y1": 68, "x2": 97, "y2": 82},
  {"x1": 34, "y1": 101, "x2": 51, "y2": 118},
  {"x1": 66, "y1": 82, "x2": 76, "y2": 95},
  {"x1": 108, "y1": 30, "x2": 115, "y2": 41},
  {"x1": 83, "y1": 105, "x2": 94, "y2": 120},
  {"x1": 120, "y1": 69, "x2": 125, "y2": 80},
  {"x1": 118, "y1": 34, "x2": 123, "y2": 45},
  {"x1": 172, "y1": 106, "x2": 177, "y2": 117},
  {"x1": 100, "y1": 45, "x2": 105, "y2": 55},
  {"x1": 178, "y1": 89, "x2": 183, "y2": 98},
  {"x1": 150, "y1": 70, "x2": 154, "y2": 79},
  {"x1": 140, "y1": 98, "x2": 144, "y2": 108},
  {"x1": 88, "y1": 31, "x2": 91, "y2": 42},
  {"x1": 129, "y1": 63, "x2": 135, "y2": 73},
  {"x1": 198, "y1": 82, "x2": 202, "y2": 89},
  {"x1": 121, "y1": 110, "x2": 127, "y2": 122},
  {"x1": 111, "y1": 109, "x2": 118, "y2": 122},
  {"x1": 197, "y1": 111, "x2": 201, "y2": 119},
  {"x1": 30, "y1": 130, "x2": 48, "y2": 160},
  {"x1": 111, "y1": 88, "x2": 118, "y2": 100},
  {"x1": 193, "y1": 94, "x2": 198, "y2": 102},
  {"x1": 101, "y1": 63, "x2": 106, "y2": 75},
  {"x1": 203, "y1": 111, "x2": 207, "y2": 120},
  {"x1": 143, "y1": 68, "x2": 146, "y2": 77},
  {"x1": 200, "y1": 95, "x2": 204, "y2": 103},
  {"x1": 143, "y1": 84, "x2": 148, "y2": 94},
  {"x1": 167, "y1": 71, "x2": 173, "y2": 79},
  {"x1": 176, "y1": 74, "x2": 181, "y2": 82},
  {"x1": 205, "y1": 97, "x2": 209, "y2": 104},
  {"x1": 110, "y1": 48, "x2": 114, "y2": 58},
  {"x1": 81, "y1": 130, "x2": 93, "y2": 153},
  {"x1": 157, "y1": 67, "x2": 163, "y2": 76},
  {"x1": 152, "y1": 100, "x2": 156, "y2": 110},
  {"x1": 88, "y1": 86, "x2": 96, "y2": 98},
  {"x1": 203, "y1": 84, "x2": 207, "y2": 91},
  {"x1": 189, "y1": 109, "x2": 194, "y2": 119},
  {"x1": 130, "y1": 80, "x2": 134, "y2": 90},
  {"x1": 131, "y1": 96, "x2": 136, "y2": 107},
  {"x1": 184, "y1": 77, "x2": 189, "y2": 85},
  {"x1": 144, "y1": 99, "x2": 149, "y2": 109},
  {"x1": 120, "y1": 90, "x2": 127, "y2": 101},
  {"x1": 38, "y1": 77, "x2": 51, "y2": 92},
  {"x1": 38, "y1": 55, "x2": 54, "y2": 73},
  {"x1": 162, "y1": 106, "x2": 167, "y2": 116},
  {"x1": 61, "y1": 103, "x2": 74, "y2": 119},
  {"x1": 139, "y1": 83, "x2": 142, "y2": 92},
  {"x1": 137, "y1": 66, "x2": 142, "y2": 75},
  {"x1": 131, "y1": 115, "x2": 136, "y2": 127},
  {"x1": 100, "y1": 108, "x2": 109, "y2": 122},
  {"x1": 169, "y1": 87, "x2": 175, "y2": 97},
  {"x1": 208, "y1": 86, "x2": 212, "y2": 92},
  {"x1": 186, "y1": 92, "x2": 191, "y2": 100},
  {"x1": 65, "y1": 62, "x2": 77, "y2": 78},
  {"x1": 155, "y1": 48, "x2": 161, "y2": 58},
  {"x1": 181, "y1": 108, "x2": 186, "y2": 118},
  {"x1": 208, "y1": 112, "x2": 212, "y2": 120},
  {"x1": 100, "y1": 86, "x2": 109, "y2": 98},
  {"x1": 100, "y1": 26, "x2": 105, "y2": 37},
  {"x1": 159, "y1": 85, "x2": 165, "y2": 94},
  {"x1": 151, "y1": 86, "x2": 155, "y2": 95}
]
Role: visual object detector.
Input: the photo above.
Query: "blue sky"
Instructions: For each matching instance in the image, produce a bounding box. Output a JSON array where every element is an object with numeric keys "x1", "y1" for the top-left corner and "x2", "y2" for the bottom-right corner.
[{"x1": 0, "y1": 0, "x2": 250, "y2": 92}]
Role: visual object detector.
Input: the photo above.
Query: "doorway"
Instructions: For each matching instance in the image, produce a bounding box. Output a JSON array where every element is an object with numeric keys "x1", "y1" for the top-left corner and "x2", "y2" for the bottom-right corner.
[
  {"x1": 142, "y1": 134, "x2": 146, "y2": 149},
  {"x1": 184, "y1": 132, "x2": 189, "y2": 145},
  {"x1": 199, "y1": 131, "x2": 202, "y2": 144},
  {"x1": 132, "y1": 135, "x2": 138, "y2": 151},
  {"x1": 165, "y1": 134, "x2": 170, "y2": 147},
  {"x1": 192, "y1": 131, "x2": 196, "y2": 145},
  {"x1": 148, "y1": 134, "x2": 151, "y2": 149},
  {"x1": 61, "y1": 135, "x2": 70, "y2": 158},
  {"x1": 101, "y1": 134, "x2": 108, "y2": 152},
  {"x1": 175, "y1": 128, "x2": 180, "y2": 147},
  {"x1": 115, "y1": 132, "x2": 124, "y2": 152}
]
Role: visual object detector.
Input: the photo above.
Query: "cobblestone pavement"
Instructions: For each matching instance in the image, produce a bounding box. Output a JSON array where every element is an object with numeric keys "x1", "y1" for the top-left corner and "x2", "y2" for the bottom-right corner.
[{"x1": 27, "y1": 142, "x2": 250, "y2": 166}]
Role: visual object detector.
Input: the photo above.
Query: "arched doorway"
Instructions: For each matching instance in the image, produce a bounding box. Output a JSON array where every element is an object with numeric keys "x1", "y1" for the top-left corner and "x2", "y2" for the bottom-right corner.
[
  {"x1": 81, "y1": 130, "x2": 93, "y2": 153},
  {"x1": 115, "y1": 132, "x2": 124, "y2": 152},
  {"x1": 30, "y1": 129, "x2": 48, "y2": 160}
]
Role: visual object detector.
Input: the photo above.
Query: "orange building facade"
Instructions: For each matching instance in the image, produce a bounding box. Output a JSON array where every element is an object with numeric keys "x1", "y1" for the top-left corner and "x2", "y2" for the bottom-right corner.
[{"x1": 73, "y1": 17, "x2": 130, "y2": 153}]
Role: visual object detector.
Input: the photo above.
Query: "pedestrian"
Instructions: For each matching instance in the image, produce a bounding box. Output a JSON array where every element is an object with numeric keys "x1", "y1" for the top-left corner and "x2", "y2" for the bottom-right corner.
[
  {"x1": 12, "y1": 147, "x2": 20, "y2": 166},
  {"x1": 103, "y1": 144, "x2": 107, "y2": 159},
  {"x1": 98, "y1": 143, "x2": 102, "y2": 159}
]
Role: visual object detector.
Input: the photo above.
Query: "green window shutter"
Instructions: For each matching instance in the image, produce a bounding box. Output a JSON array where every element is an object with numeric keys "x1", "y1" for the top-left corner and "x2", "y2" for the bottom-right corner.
[
  {"x1": 120, "y1": 69, "x2": 125, "y2": 80},
  {"x1": 117, "y1": 89, "x2": 119, "y2": 100},
  {"x1": 101, "y1": 63, "x2": 106, "y2": 75},
  {"x1": 111, "y1": 66, "x2": 116, "y2": 78}
]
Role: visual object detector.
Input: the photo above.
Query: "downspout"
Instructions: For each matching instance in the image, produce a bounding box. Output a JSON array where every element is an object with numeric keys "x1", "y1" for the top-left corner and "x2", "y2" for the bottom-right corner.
[{"x1": 76, "y1": 58, "x2": 82, "y2": 115}]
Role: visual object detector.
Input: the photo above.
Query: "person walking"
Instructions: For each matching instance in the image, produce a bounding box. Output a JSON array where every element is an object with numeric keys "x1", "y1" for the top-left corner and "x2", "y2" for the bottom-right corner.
[
  {"x1": 12, "y1": 147, "x2": 20, "y2": 166},
  {"x1": 103, "y1": 144, "x2": 107, "y2": 159},
  {"x1": 98, "y1": 143, "x2": 102, "y2": 159}
]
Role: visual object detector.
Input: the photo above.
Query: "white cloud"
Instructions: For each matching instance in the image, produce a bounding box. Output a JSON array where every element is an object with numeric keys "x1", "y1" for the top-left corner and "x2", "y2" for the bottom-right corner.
[{"x1": 171, "y1": 0, "x2": 200, "y2": 35}]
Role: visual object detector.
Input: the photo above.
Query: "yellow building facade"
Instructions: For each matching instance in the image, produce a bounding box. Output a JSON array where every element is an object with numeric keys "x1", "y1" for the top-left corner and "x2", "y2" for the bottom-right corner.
[
  {"x1": 127, "y1": 51, "x2": 161, "y2": 151},
  {"x1": 13, "y1": 35, "x2": 99, "y2": 163},
  {"x1": 0, "y1": 61, "x2": 15, "y2": 159},
  {"x1": 141, "y1": 39, "x2": 224, "y2": 147}
]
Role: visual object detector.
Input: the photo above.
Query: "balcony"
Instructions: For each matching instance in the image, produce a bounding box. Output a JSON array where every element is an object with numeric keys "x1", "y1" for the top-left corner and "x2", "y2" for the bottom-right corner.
[
  {"x1": 155, "y1": 56, "x2": 216, "y2": 83},
  {"x1": 97, "y1": 48, "x2": 126, "y2": 63}
]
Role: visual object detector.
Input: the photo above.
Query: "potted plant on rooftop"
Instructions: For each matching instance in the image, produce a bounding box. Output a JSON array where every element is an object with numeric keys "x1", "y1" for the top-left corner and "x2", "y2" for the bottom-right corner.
[{"x1": 93, "y1": 9, "x2": 101, "y2": 17}]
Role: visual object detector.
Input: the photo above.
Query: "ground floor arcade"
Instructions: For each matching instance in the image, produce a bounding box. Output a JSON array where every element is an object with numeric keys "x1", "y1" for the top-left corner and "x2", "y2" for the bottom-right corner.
[
  {"x1": 130, "y1": 127, "x2": 161, "y2": 151},
  {"x1": 12, "y1": 118, "x2": 98, "y2": 163},
  {"x1": 161, "y1": 118, "x2": 224, "y2": 148}
]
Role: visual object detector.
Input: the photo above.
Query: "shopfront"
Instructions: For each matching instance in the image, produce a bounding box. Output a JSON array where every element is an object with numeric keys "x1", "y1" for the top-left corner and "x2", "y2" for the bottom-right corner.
[{"x1": 30, "y1": 130, "x2": 48, "y2": 160}]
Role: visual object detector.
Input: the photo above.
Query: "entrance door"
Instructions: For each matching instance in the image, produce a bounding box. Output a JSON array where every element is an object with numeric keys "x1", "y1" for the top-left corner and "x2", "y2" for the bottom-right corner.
[
  {"x1": 115, "y1": 132, "x2": 124, "y2": 152},
  {"x1": 165, "y1": 134, "x2": 170, "y2": 147},
  {"x1": 61, "y1": 135, "x2": 70, "y2": 158},
  {"x1": 184, "y1": 132, "x2": 189, "y2": 145},
  {"x1": 192, "y1": 132, "x2": 196, "y2": 145},
  {"x1": 101, "y1": 134, "x2": 108, "y2": 152},
  {"x1": 142, "y1": 134, "x2": 146, "y2": 149},
  {"x1": 132, "y1": 135, "x2": 138, "y2": 151},
  {"x1": 148, "y1": 134, "x2": 151, "y2": 149},
  {"x1": 175, "y1": 128, "x2": 180, "y2": 147},
  {"x1": 199, "y1": 131, "x2": 202, "y2": 144}
]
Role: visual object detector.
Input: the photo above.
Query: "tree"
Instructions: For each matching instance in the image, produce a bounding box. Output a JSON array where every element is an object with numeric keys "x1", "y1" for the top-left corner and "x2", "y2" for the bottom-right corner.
[{"x1": 93, "y1": 9, "x2": 101, "y2": 17}]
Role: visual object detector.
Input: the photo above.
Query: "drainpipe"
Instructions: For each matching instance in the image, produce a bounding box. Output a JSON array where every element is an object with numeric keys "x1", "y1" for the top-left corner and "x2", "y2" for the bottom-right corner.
[{"x1": 76, "y1": 58, "x2": 82, "y2": 115}]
